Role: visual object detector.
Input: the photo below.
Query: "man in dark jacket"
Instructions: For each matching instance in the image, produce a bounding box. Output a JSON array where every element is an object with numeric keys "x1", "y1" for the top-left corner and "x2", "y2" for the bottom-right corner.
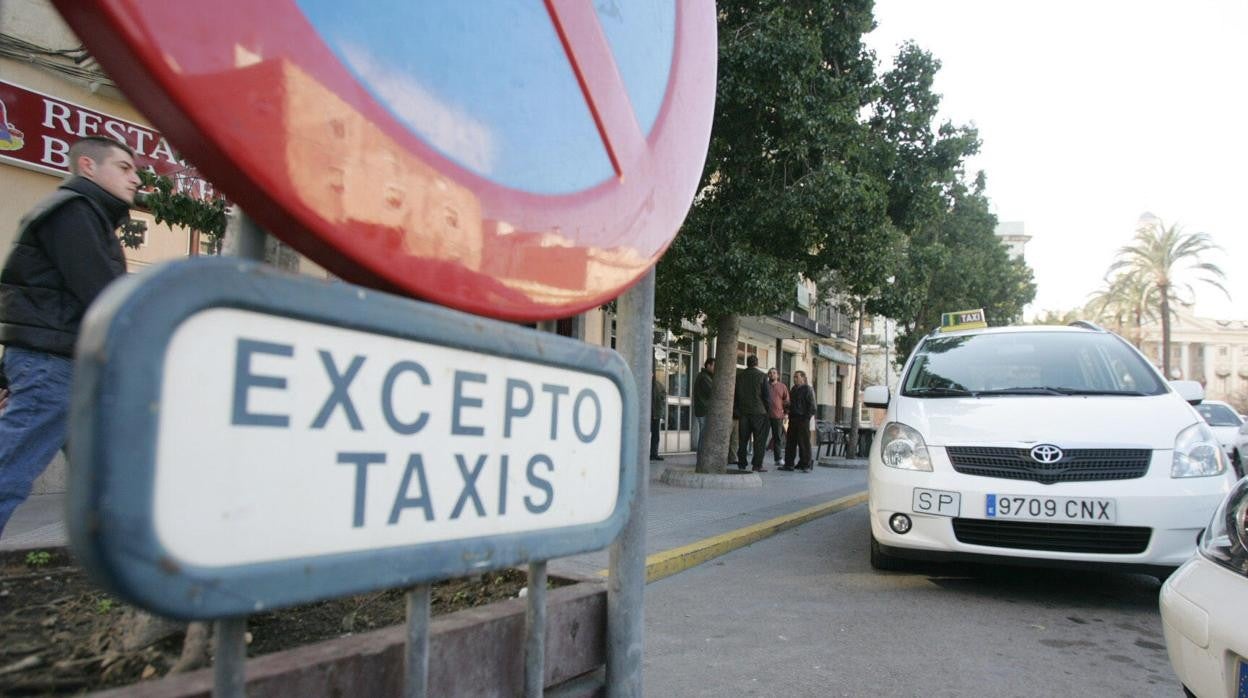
[
  {"x1": 734, "y1": 354, "x2": 771, "y2": 472},
  {"x1": 782, "y1": 370, "x2": 816, "y2": 471},
  {"x1": 692, "y1": 357, "x2": 714, "y2": 454},
  {"x1": 650, "y1": 373, "x2": 668, "y2": 461},
  {"x1": 0, "y1": 136, "x2": 138, "y2": 537}
]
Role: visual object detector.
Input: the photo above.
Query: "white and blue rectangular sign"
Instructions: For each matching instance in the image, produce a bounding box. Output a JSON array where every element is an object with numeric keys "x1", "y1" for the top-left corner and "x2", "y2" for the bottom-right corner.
[{"x1": 68, "y1": 258, "x2": 637, "y2": 620}]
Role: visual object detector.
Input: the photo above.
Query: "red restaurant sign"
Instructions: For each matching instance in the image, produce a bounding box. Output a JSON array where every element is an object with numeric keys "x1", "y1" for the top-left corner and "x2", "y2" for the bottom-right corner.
[{"x1": 0, "y1": 79, "x2": 216, "y2": 199}]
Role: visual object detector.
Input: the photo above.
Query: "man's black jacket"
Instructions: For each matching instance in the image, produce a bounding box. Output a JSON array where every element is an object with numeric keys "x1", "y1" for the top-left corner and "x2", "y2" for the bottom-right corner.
[{"x1": 0, "y1": 176, "x2": 129, "y2": 356}]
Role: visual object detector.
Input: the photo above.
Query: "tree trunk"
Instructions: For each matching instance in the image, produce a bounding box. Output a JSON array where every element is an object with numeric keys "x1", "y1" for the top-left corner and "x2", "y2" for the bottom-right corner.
[
  {"x1": 1160, "y1": 285, "x2": 1172, "y2": 378},
  {"x1": 848, "y1": 299, "x2": 866, "y2": 458},
  {"x1": 695, "y1": 315, "x2": 739, "y2": 474}
]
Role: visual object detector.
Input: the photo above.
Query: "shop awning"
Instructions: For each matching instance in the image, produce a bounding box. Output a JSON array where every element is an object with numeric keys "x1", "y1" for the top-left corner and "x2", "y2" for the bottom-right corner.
[{"x1": 815, "y1": 344, "x2": 855, "y2": 364}]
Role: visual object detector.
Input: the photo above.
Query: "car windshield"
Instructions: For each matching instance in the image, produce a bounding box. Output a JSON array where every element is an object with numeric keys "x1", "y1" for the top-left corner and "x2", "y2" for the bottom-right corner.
[
  {"x1": 1195, "y1": 403, "x2": 1242, "y2": 427},
  {"x1": 902, "y1": 331, "x2": 1167, "y2": 398}
]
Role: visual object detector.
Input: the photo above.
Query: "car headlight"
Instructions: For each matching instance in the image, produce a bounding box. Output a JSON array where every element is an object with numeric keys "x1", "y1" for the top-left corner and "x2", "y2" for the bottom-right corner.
[
  {"x1": 1172, "y1": 422, "x2": 1227, "y2": 478},
  {"x1": 880, "y1": 422, "x2": 932, "y2": 472},
  {"x1": 1199, "y1": 477, "x2": 1248, "y2": 577}
]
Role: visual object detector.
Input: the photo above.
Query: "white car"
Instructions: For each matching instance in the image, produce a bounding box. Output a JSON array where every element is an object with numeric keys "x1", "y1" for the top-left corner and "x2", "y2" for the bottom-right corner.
[
  {"x1": 865, "y1": 323, "x2": 1237, "y2": 578},
  {"x1": 1159, "y1": 475, "x2": 1248, "y2": 698},
  {"x1": 1195, "y1": 400, "x2": 1247, "y2": 478}
]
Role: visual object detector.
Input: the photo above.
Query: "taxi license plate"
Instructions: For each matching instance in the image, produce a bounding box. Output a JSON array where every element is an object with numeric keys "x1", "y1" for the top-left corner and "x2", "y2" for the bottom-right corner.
[{"x1": 986, "y1": 494, "x2": 1116, "y2": 523}]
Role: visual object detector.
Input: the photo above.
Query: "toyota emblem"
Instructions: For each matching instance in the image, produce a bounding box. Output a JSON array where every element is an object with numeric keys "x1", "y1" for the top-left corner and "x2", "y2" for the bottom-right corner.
[{"x1": 1030, "y1": 444, "x2": 1064, "y2": 463}]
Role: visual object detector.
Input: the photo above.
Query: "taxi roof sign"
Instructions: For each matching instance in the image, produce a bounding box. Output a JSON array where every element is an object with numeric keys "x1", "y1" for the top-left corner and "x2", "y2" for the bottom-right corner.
[{"x1": 940, "y1": 308, "x2": 988, "y2": 332}]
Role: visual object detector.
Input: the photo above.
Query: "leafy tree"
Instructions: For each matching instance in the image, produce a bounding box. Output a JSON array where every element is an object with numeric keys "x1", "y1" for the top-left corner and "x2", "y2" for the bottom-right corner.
[
  {"x1": 655, "y1": 0, "x2": 899, "y2": 473},
  {"x1": 1084, "y1": 272, "x2": 1158, "y2": 346},
  {"x1": 875, "y1": 172, "x2": 1034, "y2": 362},
  {"x1": 866, "y1": 44, "x2": 1035, "y2": 362},
  {"x1": 1109, "y1": 219, "x2": 1227, "y2": 377}
]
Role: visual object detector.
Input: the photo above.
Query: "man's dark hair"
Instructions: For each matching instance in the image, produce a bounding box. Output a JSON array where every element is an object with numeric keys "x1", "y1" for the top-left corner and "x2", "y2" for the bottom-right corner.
[
  {"x1": 704, "y1": 358, "x2": 715, "y2": 369},
  {"x1": 68, "y1": 137, "x2": 134, "y2": 175},
  {"x1": 746, "y1": 355, "x2": 758, "y2": 368}
]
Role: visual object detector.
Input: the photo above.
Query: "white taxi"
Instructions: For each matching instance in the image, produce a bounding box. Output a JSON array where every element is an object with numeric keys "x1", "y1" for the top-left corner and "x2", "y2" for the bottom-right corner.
[
  {"x1": 864, "y1": 322, "x2": 1236, "y2": 578},
  {"x1": 1160, "y1": 476, "x2": 1248, "y2": 698}
]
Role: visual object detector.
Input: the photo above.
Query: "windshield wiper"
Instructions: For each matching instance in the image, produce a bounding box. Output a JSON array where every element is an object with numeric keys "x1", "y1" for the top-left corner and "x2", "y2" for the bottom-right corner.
[
  {"x1": 906, "y1": 386, "x2": 976, "y2": 397},
  {"x1": 974, "y1": 386, "x2": 1150, "y2": 397},
  {"x1": 973, "y1": 386, "x2": 1072, "y2": 396},
  {"x1": 1045, "y1": 388, "x2": 1149, "y2": 396}
]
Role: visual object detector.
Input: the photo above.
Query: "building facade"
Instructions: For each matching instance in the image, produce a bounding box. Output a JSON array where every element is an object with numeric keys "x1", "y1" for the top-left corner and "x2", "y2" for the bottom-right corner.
[{"x1": 1138, "y1": 308, "x2": 1248, "y2": 412}]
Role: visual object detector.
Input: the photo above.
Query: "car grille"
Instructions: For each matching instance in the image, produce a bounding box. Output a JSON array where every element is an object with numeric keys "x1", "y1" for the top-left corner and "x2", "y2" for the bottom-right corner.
[
  {"x1": 945, "y1": 447, "x2": 1150, "y2": 485},
  {"x1": 952, "y1": 518, "x2": 1151, "y2": 554}
]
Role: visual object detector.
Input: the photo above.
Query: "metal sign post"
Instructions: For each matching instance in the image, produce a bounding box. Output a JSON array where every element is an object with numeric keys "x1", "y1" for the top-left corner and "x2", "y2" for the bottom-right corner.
[
  {"x1": 607, "y1": 269, "x2": 654, "y2": 696},
  {"x1": 211, "y1": 211, "x2": 269, "y2": 698}
]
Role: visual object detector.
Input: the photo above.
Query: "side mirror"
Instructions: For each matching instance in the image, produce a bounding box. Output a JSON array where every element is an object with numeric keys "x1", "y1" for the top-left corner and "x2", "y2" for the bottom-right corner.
[
  {"x1": 863, "y1": 385, "x2": 890, "y2": 409},
  {"x1": 1169, "y1": 380, "x2": 1204, "y2": 405}
]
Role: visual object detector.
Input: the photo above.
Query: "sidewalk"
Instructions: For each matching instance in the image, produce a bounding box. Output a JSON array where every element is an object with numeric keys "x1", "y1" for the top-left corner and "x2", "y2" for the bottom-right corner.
[
  {"x1": 1, "y1": 454, "x2": 870, "y2": 584},
  {"x1": 553, "y1": 452, "x2": 868, "y2": 580}
]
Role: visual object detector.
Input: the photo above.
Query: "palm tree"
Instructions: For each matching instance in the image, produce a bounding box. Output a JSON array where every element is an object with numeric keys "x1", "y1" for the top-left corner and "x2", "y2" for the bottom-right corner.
[
  {"x1": 1084, "y1": 272, "x2": 1158, "y2": 347},
  {"x1": 1109, "y1": 219, "x2": 1228, "y2": 377}
]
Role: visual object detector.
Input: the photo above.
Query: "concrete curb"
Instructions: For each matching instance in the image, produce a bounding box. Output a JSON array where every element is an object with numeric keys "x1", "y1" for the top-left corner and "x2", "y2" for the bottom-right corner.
[
  {"x1": 658, "y1": 468, "x2": 762, "y2": 489},
  {"x1": 598, "y1": 490, "x2": 868, "y2": 583}
]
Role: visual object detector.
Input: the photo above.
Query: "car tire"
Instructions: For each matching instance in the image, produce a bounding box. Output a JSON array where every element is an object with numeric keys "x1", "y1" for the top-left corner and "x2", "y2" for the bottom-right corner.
[
  {"x1": 869, "y1": 533, "x2": 908, "y2": 572},
  {"x1": 1232, "y1": 449, "x2": 1244, "y2": 479}
]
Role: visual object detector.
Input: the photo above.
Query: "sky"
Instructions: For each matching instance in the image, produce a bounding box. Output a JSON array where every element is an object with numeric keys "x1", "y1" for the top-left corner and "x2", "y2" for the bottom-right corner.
[{"x1": 864, "y1": 0, "x2": 1248, "y2": 320}]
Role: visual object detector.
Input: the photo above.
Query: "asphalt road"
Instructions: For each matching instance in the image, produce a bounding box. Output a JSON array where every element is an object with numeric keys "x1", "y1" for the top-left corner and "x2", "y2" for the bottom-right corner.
[{"x1": 642, "y1": 503, "x2": 1181, "y2": 697}]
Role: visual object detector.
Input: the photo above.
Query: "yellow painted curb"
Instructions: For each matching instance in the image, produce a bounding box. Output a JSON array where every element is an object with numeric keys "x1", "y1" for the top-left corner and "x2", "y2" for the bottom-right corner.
[{"x1": 597, "y1": 490, "x2": 868, "y2": 583}]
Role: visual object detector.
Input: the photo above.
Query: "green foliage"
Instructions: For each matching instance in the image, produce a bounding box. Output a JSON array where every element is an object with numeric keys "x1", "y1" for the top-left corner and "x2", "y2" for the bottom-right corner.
[
  {"x1": 95, "y1": 598, "x2": 115, "y2": 614},
  {"x1": 1105, "y1": 219, "x2": 1227, "y2": 374},
  {"x1": 136, "y1": 169, "x2": 228, "y2": 254},
  {"x1": 24, "y1": 550, "x2": 51, "y2": 567},
  {"x1": 656, "y1": 3, "x2": 1032, "y2": 350},
  {"x1": 866, "y1": 45, "x2": 1035, "y2": 358},
  {"x1": 656, "y1": 0, "x2": 900, "y2": 330},
  {"x1": 881, "y1": 179, "x2": 1035, "y2": 360},
  {"x1": 118, "y1": 218, "x2": 148, "y2": 250}
]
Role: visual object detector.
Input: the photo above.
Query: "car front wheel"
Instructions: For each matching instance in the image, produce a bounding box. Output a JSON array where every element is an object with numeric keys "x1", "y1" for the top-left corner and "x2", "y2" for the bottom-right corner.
[{"x1": 869, "y1": 532, "x2": 909, "y2": 572}]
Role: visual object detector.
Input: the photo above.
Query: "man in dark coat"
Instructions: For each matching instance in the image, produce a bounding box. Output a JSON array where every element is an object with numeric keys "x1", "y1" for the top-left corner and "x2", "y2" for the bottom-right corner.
[
  {"x1": 692, "y1": 357, "x2": 714, "y2": 454},
  {"x1": 650, "y1": 373, "x2": 667, "y2": 461},
  {"x1": 782, "y1": 370, "x2": 816, "y2": 471},
  {"x1": 0, "y1": 136, "x2": 138, "y2": 537},
  {"x1": 734, "y1": 354, "x2": 771, "y2": 472}
]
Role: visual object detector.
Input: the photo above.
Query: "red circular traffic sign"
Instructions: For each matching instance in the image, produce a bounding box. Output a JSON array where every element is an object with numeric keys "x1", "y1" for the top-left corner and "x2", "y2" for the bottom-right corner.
[{"x1": 53, "y1": 1, "x2": 716, "y2": 321}]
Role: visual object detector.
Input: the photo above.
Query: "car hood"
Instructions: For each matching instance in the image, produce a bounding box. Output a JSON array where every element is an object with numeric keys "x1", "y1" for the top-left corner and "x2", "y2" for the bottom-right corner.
[{"x1": 896, "y1": 393, "x2": 1200, "y2": 449}]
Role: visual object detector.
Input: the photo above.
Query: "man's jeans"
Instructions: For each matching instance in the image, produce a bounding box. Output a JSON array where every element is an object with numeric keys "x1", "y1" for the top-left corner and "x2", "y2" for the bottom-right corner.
[
  {"x1": 0, "y1": 347, "x2": 72, "y2": 538},
  {"x1": 694, "y1": 415, "x2": 707, "y2": 454}
]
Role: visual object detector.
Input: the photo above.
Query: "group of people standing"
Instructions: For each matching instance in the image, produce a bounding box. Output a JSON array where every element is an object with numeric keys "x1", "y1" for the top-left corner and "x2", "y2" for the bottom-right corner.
[{"x1": 688, "y1": 354, "x2": 816, "y2": 472}]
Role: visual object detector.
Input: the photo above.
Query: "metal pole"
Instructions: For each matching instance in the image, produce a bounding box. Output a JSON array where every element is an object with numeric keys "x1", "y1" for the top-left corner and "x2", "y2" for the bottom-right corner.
[
  {"x1": 404, "y1": 584, "x2": 432, "y2": 698},
  {"x1": 212, "y1": 617, "x2": 247, "y2": 698},
  {"x1": 607, "y1": 268, "x2": 654, "y2": 696},
  {"x1": 524, "y1": 561, "x2": 548, "y2": 697},
  {"x1": 208, "y1": 209, "x2": 267, "y2": 698},
  {"x1": 235, "y1": 211, "x2": 267, "y2": 261}
]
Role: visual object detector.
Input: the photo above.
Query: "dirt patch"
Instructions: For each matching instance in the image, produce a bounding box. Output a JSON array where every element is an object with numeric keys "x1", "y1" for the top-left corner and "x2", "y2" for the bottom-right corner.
[{"x1": 0, "y1": 548, "x2": 569, "y2": 695}]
